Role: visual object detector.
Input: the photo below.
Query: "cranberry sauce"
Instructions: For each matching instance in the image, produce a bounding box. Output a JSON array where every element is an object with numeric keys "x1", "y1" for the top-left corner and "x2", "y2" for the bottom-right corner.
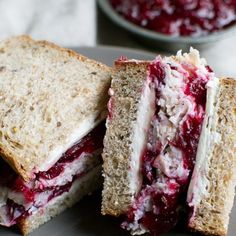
[
  {"x1": 140, "y1": 189, "x2": 179, "y2": 235},
  {"x1": 0, "y1": 121, "x2": 105, "y2": 194},
  {"x1": 37, "y1": 121, "x2": 105, "y2": 180},
  {"x1": 110, "y1": 0, "x2": 236, "y2": 37},
  {"x1": 0, "y1": 122, "x2": 105, "y2": 225},
  {"x1": 123, "y1": 57, "x2": 211, "y2": 235}
]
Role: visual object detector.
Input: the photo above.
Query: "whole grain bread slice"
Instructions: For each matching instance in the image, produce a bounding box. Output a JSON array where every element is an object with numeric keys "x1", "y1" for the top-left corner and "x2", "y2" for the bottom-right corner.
[
  {"x1": 102, "y1": 60, "x2": 155, "y2": 216},
  {"x1": 188, "y1": 78, "x2": 236, "y2": 236},
  {"x1": 0, "y1": 35, "x2": 112, "y2": 181}
]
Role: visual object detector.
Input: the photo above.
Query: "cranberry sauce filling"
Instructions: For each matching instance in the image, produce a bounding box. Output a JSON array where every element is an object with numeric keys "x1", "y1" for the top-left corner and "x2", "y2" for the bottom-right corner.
[
  {"x1": 110, "y1": 0, "x2": 236, "y2": 37},
  {"x1": 2, "y1": 171, "x2": 87, "y2": 226},
  {"x1": 37, "y1": 121, "x2": 105, "y2": 180},
  {"x1": 47, "y1": 171, "x2": 86, "y2": 202},
  {"x1": 0, "y1": 122, "x2": 105, "y2": 225},
  {"x1": 123, "y1": 57, "x2": 212, "y2": 235}
]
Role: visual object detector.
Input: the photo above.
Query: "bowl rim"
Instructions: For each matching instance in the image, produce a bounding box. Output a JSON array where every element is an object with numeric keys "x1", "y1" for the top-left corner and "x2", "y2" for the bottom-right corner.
[{"x1": 98, "y1": 0, "x2": 236, "y2": 44}]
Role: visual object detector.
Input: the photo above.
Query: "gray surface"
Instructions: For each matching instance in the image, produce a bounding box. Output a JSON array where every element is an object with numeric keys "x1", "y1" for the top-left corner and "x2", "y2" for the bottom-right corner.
[{"x1": 0, "y1": 46, "x2": 236, "y2": 236}]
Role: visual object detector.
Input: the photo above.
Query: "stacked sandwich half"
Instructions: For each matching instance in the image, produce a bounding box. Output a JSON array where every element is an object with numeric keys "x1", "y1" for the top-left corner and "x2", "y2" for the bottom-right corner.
[
  {"x1": 102, "y1": 49, "x2": 236, "y2": 236},
  {"x1": 0, "y1": 36, "x2": 111, "y2": 235}
]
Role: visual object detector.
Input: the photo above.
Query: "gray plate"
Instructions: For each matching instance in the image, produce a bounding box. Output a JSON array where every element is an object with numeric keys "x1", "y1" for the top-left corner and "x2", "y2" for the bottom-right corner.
[{"x1": 1, "y1": 46, "x2": 235, "y2": 236}]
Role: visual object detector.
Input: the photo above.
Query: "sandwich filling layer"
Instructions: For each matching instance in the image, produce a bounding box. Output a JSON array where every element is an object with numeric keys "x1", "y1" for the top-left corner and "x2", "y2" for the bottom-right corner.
[
  {"x1": 187, "y1": 77, "x2": 220, "y2": 222},
  {"x1": 122, "y1": 49, "x2": 214, "y2": 235},
  {"x1": 0, "y1": 122, "x2": 105, "y2": 227}
]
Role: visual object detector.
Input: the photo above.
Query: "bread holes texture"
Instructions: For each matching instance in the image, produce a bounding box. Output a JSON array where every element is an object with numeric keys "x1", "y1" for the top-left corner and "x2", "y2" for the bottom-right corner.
[{"x1": 102, "y1": 61, "x2": 152, "y2": 216}]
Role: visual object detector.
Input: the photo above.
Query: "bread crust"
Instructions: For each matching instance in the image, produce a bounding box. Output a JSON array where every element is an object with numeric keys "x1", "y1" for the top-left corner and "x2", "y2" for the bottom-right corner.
[
  {"x1": 5, "y1": 35, "x2": 111, "y2": 73},
  {"x1": 0, "y1": 35, "x2": 111, "y2": 181}
]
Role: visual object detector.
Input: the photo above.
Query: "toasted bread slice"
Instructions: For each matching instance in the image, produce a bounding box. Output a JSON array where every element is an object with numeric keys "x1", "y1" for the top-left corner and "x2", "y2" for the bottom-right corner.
[
  {"x1": 0, "y1": 35, "x2": 111, "y2": 181},
  {"x1": 187, "y1": 78, "x2": 236, "y2": 236},
  {"x1": 102, "y1": 60, "x2": 155, "y2": 216},
  {"x1": 18, "y1": 165, "x2": 102, "y2": 235}
]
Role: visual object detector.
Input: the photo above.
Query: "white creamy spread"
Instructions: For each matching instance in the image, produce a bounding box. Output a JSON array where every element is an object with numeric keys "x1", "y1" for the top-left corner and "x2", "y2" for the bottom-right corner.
[
  {"x1": 130, "y1": 80, "x2": 155, "y2": 196},
  {"x1": 187, "y1": 77, "x2": 220, "y2": 221},
  {"x1": 36, "y1": 150, "x2": 101, "y2": 188},
  {"x1": 38, "y1": 116, "x2": 101, "y2": 172}
]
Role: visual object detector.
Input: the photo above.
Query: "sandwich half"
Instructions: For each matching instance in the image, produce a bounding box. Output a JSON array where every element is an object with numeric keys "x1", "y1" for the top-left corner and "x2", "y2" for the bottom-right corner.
[
  {"x1": 102, "y1": 49, "x2": 236, "y2": 235},
  {"x1": 0, "y1": 36, "x2": 111, "y2": 235}
]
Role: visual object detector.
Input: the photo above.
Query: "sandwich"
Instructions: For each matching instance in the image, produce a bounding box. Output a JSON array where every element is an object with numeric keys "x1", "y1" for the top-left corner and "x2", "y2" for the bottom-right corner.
[
  {"x1": 0, "y1": 36, "x2": 111, "y2": 235},
  {"x1": 102, "y1": 48, "x2": 236, "y2": 235}
]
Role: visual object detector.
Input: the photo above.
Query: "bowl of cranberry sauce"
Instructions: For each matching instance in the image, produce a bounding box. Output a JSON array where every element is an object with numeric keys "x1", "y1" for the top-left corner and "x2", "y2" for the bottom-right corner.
[{"x1": 98, "y1": 0, "x2": 236, "y2": 51}]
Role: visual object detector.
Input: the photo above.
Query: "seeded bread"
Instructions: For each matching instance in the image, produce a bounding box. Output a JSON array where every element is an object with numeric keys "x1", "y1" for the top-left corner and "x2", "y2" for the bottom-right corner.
[
  {"x1": 0, "y1": 36, "x2": 112, "y2": 181},
  {"x1": 102, "y1": 61, "x2": 155, "y2": 216},
  {"x1": 18, "y1": 165, "x2": 102, "y2": 235},
  {"x1": 188, "y1": 78, "x2": 236, "y2": 236}
]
